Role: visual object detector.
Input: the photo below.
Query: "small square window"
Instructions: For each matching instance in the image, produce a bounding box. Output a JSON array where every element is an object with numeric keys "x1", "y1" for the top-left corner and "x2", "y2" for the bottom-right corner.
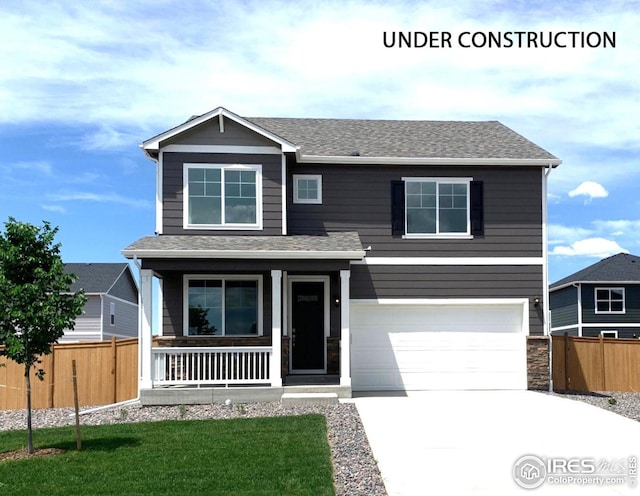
[
  {"x1": 595, "y1": 287, "x2": 625, "y2": 314},
  {"x1": 293, "y1": 175, "x2": 322, "y2": 204}
]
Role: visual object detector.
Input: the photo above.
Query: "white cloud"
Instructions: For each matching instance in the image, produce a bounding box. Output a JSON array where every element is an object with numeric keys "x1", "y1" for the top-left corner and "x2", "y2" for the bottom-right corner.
[
  {"x1": 49, "y1": 191, "x2": 152, "y2": 209},
  {"x1": 568, "y1": 181, "x2": 609, "y2": 202},
  {"x1": 41, "y1": 204, "x2": 67, "y2": 213},
  {"x1": 592, "y1": 219, "x2": 640, "y2": 236},
  {"x1": 547, "y1": 224, "x2": 593, "y2": 245},
  {"x1": 11, "y1": 160, "x2": 53, "y2": 175},
  {"x1": 550, "y1": 237, "x2": 627, "y2": 258}
]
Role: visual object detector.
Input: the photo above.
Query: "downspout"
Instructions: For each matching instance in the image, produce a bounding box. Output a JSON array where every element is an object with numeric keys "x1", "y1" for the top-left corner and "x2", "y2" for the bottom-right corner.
[
  {"x1": 543, "y1": 165, "x2": 553, "y2": 392},
  {"x1": 78, "y1": 256, "x2": 143, "y2": 415}
]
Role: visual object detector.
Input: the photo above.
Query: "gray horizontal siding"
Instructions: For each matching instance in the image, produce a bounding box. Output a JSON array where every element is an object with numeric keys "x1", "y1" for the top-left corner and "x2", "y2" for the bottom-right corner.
[
  {"x1": 350, "y1": 264, "x2": 544, "y2": 335},
  {"x1": 550, "y1": 286, "x2": 578, "y2": 328},
  {"x1": 162, "y1": 117, "x2": 277, "y2": 148},
  {"x1": 287, "y1": 164, "x2": 542, "y2": 257},
  {"x1": 103, "y1": 295, "x2": 138, "y2": 339},
  {"x1": 550, "y1": 328, "x2": 578, "y2": 336},
  {"x1": 107, "y1": 270, "x2": 138, "y2": 304},
  {"x1": 61, "y1": 296, "x2": 102, "y2": 341},
  {"x1": 162, "y1": 152, "x2": 282, "y2": 235},
  {"x1": 582, "y1": 284, "x2": 640, "y2": 324}
]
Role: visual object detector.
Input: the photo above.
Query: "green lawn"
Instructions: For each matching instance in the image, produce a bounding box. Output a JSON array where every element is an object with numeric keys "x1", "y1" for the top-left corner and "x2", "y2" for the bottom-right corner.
[{"x1": 0, "y1": 414, "x2": 335, "y2": 496}]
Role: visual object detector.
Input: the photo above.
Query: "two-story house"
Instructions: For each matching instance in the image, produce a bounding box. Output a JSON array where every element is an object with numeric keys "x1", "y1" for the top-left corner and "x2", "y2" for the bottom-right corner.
[{"x1": 122, "y1": 107, "x2": 560, "y2": 404}]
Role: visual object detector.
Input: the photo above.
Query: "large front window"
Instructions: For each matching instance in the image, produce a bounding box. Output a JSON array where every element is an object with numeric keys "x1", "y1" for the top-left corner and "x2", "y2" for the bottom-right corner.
[
  {"x1": 404, "y1": 178, "x2": 470, "y2": 236},
  {"x1": 184, "y1": 164, "x2": 261, "y2": 229},
  {"x1": 186, "y1": 276, "x2": 261, "y2": 336}
]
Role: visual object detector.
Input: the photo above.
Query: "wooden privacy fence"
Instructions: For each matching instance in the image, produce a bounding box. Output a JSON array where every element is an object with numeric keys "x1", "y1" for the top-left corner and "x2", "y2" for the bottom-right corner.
[
  {"x1": 0, "y1": 337, "x2": 138, "y2": 410},
  {"x1": 552, "y1": 334, "x2": 640, "y2": 392}
]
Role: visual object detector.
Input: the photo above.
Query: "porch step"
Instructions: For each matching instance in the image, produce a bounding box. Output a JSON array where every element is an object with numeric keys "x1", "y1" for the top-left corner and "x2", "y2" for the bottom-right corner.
[{"x1": 281, "y1": 392, "x2": 339, "y2": 407}]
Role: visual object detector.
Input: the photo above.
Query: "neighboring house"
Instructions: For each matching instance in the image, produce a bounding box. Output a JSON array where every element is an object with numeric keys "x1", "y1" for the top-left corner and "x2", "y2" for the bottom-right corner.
[
  {"x1": 61, "y1": 263, "x2": 139, "y2": 342},
  {"x1": 550, "y1": 253, "x2": 640, "y2": 339},
  {"x1": 122, "y1": 106, "x2": 560, "y2": 403}
]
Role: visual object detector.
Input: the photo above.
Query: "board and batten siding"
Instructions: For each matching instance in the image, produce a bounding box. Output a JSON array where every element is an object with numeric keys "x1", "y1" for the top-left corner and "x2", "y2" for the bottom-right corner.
[
  {"x1": 162, "y1": 152, "x2": 282, "y2": 235},
  {"x1": 287, "y1": 164, "x2": 542, "y2": 257},
  {"x1": 550, "y1": 285, "x2": 579, "y2": 329},
  {"x1": 350, "y1": 264, "x2": 544, "y2": 335},
  {"x1": 102, "y1": 295, "x2": 138, "y2": 340},
  {"x1": 161, "y1": 116, "x2": 277, "y2": 148}
]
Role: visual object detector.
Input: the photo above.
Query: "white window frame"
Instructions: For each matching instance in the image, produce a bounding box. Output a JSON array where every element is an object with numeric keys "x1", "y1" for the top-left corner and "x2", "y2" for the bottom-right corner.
[
  {"x1": 402, "y1": 177, "x2": 472, "y2": 239},
  {"x1": 293, "y1": 174, "x2": 322, "y2": 204},
  {"x1": 109, "y1": 302, "x2": 115, "y2": 326},
  {"x1": 600, "y1": 330, "x2": 618, "y2": 338},
  {"x1": 594, "y1": 287, "x2": 626, "y2": 314},
  {"x1": 183, "y1": 275, "x2": 264, "y2": 337},
  {"x1": 183, "y1": 163, "x2": 263, "y2": 230}
]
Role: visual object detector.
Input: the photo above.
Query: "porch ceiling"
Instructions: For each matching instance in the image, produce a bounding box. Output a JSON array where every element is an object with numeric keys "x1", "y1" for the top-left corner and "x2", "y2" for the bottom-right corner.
[{"x1": 122, "y1": 231, "x2": 365, "y2": 260}]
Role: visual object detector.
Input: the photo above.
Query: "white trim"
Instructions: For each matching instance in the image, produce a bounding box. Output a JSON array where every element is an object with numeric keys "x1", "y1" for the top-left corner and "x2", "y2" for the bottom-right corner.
[
  {"x1": 293, "y1": 174, "x2": 322, "y2": 204},
  {"x1": 353, "y1": 257, "x2": 544, "y2": 265},
  {"x1": 402, "y1": 177, "x2": 471, "y2": 237},
  {"x1": 282, "y1": 271, "x2": 288, "y2": 337},
  {"x1": 156, "y1": 151, "x2": 163, "y2": 234},
  {"x1": 183, "y1": 274, "x2": 264, "y2": 337},
  {"x1": 594, "y1": 287, "x2": 626, "y2": 314},
  {"x1": 218, "y1": 113, "x2": 224, "y2": 133},
  {"x1": 102, "y1": 294, "x2": 138, "y2": 307},
  {"x1": 600, "y1": 330, "x2": 618, "y2": 338},
  {"x1": 542, "y1": 167, "x2": 549, "y2": 335},
  {"x1": 288, "y1": 275, "x2": 330, "y2": 374},
  {"x1": 157, "y1": 277, "x2": 164, "y2": 337},
  {"x1": 582, "y1": 323, "x2": 640, "y2": 329},
  {"x1": 142, "y1": 107, "x2": 297, "y2": 153},
  {"x1": 550, "y1": 324, "x2": 579, "y2": 333},
  {"x1": 281, "y1": 155, "x2": 287, "y2": 235},
  {"x1": 270, "y1": 270, "x2": 283, "y2": 387},
  {"x1": 297, "y1": 153, "x2": 562, "y2": 167},
  {"x1": 577, "y1": 283, "x2": 583, "y2": 336},
  {"x1": 123, "y1": 249, "x2": 365, "y2": 260},
  {"x1": 339, "y1": 270, "x2": 351, "y2": 387},
  {"x1": 183, "y1": 163, "x2": 263, "y2": 231},
  {"x1": 161, "y1": 144, "x2": 283, "y2": 155}
]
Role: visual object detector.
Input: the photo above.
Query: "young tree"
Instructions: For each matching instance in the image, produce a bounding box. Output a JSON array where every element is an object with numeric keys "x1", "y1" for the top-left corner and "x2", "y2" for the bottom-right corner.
[{"x1": 0, "y1": 218, "x2": 86, "y2": 453}]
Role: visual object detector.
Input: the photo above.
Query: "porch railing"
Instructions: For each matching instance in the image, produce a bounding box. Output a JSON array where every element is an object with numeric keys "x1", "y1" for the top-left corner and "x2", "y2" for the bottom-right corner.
[{"x1": 152, "y1": 346, "x2": 272, "y2": 386}]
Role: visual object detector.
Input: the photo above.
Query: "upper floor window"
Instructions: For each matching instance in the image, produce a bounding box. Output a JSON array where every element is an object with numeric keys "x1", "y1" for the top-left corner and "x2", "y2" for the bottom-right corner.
[
  {"x1": 595, "y1": 287, "x2": 625, "y2": 314},
  {"x1": 401, "y1": 178, "x2": 472, "y2": 238},
  {"x1": 184, "y1": 164, "x2": 262, "y2": 230},
  {"x1": 293, "y1": 174, "x2": 322, "y2": 204}
]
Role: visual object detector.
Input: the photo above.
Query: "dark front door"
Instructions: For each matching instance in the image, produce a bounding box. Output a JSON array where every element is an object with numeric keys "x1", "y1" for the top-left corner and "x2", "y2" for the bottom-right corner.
[{"x1": 291, "y1": 281, "x2": 325, "y2": 371}]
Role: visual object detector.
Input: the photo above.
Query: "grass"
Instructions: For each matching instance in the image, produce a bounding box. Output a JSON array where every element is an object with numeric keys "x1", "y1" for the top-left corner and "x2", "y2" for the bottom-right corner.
[{"x1": 0, "y1": 414, "x2": 335, "y2": 496}]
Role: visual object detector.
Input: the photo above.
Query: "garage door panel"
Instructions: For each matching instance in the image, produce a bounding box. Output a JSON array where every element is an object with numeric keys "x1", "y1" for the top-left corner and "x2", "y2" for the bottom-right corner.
[{"x1": 350, "y1": 302, "x2": 527, "y2": 391}]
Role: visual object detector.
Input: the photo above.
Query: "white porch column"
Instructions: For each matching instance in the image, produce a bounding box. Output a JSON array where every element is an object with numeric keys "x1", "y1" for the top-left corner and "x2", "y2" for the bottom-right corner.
[
  {"x1": 340, "y1": 269, "x2": 351, "y2": 387},
  {"x1": 270, "y1": 270, "x2": 283, "y2": 387},
  {"x1": 139, "y1": 269, "x2": 153, "y2": 390}
]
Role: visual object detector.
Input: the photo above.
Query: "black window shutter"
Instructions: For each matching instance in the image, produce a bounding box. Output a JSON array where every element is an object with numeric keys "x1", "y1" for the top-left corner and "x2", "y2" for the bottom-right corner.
[
  {"x1": 391, "y1": 180, "x2": 405, "y2": 236},
  {"x1": 470, "y1": 180, "x2": 484, "y2": 236}
]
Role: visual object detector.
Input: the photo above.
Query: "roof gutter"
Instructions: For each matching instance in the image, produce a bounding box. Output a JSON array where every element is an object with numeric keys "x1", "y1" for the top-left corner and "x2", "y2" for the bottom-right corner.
[
  {"x1": 295, "y1": 153, "x2": 562, "y2": 167},
  {"x1": 121, "y1": 249, "x2": 366, "y2": 260}
]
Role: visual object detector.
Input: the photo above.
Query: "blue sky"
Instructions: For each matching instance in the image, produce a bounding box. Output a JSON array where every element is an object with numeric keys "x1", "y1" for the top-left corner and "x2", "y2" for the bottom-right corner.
[{"x1": 1, "y1": 0, "x2": 638, "y2": 284}]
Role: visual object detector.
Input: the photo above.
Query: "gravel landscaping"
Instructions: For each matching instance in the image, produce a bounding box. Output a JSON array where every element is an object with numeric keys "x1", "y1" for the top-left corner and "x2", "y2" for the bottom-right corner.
[
  {"x1": 0, "y1": 401, "x2": 387, "y2": 496},
  {"x1": 546, "y1": 390, "x2": 640, "y2": 422}
]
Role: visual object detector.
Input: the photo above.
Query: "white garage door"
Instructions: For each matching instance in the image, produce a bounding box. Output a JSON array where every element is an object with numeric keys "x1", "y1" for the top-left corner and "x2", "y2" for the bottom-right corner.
[{"x1": 350, "y1": 300, "x2": 528, "y2": 391}]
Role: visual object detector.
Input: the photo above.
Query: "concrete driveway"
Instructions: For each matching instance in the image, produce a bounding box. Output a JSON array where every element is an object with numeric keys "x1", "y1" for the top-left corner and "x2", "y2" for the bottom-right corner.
[{"x1": 353, "y1": 391, "x2": 640, "y2": 495}]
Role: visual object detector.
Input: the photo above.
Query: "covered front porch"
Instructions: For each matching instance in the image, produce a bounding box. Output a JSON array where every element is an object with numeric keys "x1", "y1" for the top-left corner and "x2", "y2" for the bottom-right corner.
[{"x1": 122, "y1": 233, "x2": 364, "y2": 404}]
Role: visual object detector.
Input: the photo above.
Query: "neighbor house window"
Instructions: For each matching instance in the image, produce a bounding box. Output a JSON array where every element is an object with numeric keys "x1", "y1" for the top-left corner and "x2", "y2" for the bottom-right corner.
[
  {"x1": 185, "y1": 276, "x2": 262, "y2": 336},
  {"x1": 403, "y1": 178, "x2": 471, "y2": 236},
  {"x1": 109, "y1": 302, "x2": 115, "y2": 326},
  {"x1": 293, "y1": 175, "x2": 322, "y2": 204},
  {"x1": 595, "y1": 288, "x2": 625, "y2": 314},
  {"x1": 184, "y1": 164, "x2": 262, "y2": 229},
  {"x1": 600, "y1": 330, "x2": 618, "y2": 338}
]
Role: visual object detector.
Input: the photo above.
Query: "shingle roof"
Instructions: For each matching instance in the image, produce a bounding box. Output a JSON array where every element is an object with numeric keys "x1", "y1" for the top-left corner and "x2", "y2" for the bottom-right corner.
[
  {"x1": 63, "y1": 263, "x2": 129, "y2": 293},
  {"x1": 122, "y1": 232, "x2": 364, "y2": 259},
  {"x1": 245, "y1": 117, "x2": 558, "y2": 160},
  {"x1": 550, "y1": 253, "x2": 640, "y2": 289}
]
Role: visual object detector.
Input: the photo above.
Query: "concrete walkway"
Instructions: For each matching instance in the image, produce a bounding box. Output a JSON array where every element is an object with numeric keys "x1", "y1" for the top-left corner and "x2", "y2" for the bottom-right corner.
[{"x1": 353, "y1": 391, "x2": 640, "y2": 495}]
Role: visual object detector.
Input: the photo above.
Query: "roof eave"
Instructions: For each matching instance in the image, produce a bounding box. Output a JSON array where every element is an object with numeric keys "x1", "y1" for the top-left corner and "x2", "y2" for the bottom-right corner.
[
  {"x1": 550, "y1": 280, "x2": 640, "y2": 291},
  {"x1": 141, "y1": 107, "x2": 297, "y2": 155},
  {"x1": 121, "y1": 249, "x2": 366, "y2": 260},
  {"x1": 295, "y1": 154, "x2": 562, "y2": 167}
]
